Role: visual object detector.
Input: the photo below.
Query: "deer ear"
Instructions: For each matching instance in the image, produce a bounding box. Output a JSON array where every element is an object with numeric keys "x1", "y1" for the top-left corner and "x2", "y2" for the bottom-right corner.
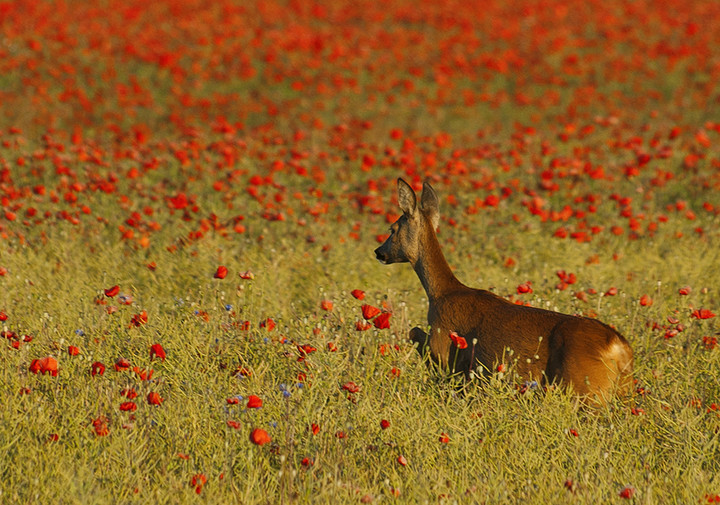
[
  {"x1": 420, "y1": 181, "x2": 440, "y2": 229},
  {"x1": 397, "y1": 178, "x2": 417, "y2": 216}
]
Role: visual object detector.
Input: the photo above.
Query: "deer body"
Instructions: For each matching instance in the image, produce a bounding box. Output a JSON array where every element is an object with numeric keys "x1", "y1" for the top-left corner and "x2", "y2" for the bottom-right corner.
[{"x1": 375, "y1": 178, "x2": 633, "y2": 402}]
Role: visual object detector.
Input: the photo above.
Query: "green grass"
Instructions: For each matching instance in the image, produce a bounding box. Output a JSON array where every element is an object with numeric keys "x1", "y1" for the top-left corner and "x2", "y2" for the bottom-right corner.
[
  {"x1": 2, "y1": 0, "x2": 720, "y2": 502},
  {"x1": 1, "y1": 189, "x2": 719, "y2": 503}
]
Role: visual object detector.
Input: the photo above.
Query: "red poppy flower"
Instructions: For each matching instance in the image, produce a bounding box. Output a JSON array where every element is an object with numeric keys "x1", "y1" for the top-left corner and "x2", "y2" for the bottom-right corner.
[
  {"x1": 214, "y1": 265, "x2": 228, "y2": 279},
  {"x1": 380, "y1": 419, "x2": 390, "y2": 430},
  {"x1": 239, "y1": 270, "x2": 255, "y2": 280},
  {"x1": 678, "y1": 286, "x2": 692, "y2": 295},
  {"x1": 449, "y1": 331, "x2": 468, "y2": 350},
  {"x1": 517, "y1": 282, "x2": 533, "y2": 294},
  {"x1": 92, "y1": 416, "x2": 109, "y2": 437},
  {"x1": 150, "y1": 343, "x2": 166, "y2": 361},
  {"x1": 91, "y1": 361, "x2": 105, "y2": 376},
  {"x1": 260, "y1": 318, "x2": 276, "y2": 331},
  {"x1": 604, "y1": 287, "x2": 618, "y2": 296},
  {"x1": 67, "y1": 345, "x2": 80, "y2": 356},
  {"x1": 619, "y1": 486, "x2": 635, "y2": 499},
  {"x1": 191, "y1": 474, "x2": 207, "y2": 494},
  {"x1": 639, "y1": 294, "x2": 653, "y2": 306},
  {"x1": 556, "y1": 270, "x2": 577, "y2": 284},
  {"x1": 351, "y1": 289, "x2": 365, "y2": 300},
  {"x1": 297, "y1": 344, "x2": 317, "y2": 356},
  {"x1": 311, "y1": 423, "x2": 320, "y2": 435},
  {"x1": 133, "y1": 367, "x2": 153, "y2": 381},
  {"x1": 320, "y1": 300, "x2": 333, "y2": 311},
  {"x1": 0, "y1": 311, "x2": 8, "y2": 321},
  {"x1": 28, "y1": 359, "x2": 40, "y2": 374},
  {"x1": 342, "y1": 381, "x2": 360, "y2": 393},
  {"x1": 104, "y1": 285, "x2": 120, "y2": 297},
  {"x1": 439, "y1": 433, "x2": 450, "y2": 443},
  {"x1": 121, "y1": 388, "x2": 138, "y2": 399},
  {"x1": 168, "y1": 193, "x2": 189, "y2": 210},
  {"x1": 355, "y1": 321, "x2": 372, "y2": 331},
  {"x1": 373, "y1": 312, "x2": 391, "y2": 329},
  {"x1": 226, "y1": 420, "x2": 241, "y2": 429},
  {"x1": 250, "y1": 428, "x2": 271, "y2": 445},
  {"x1": 119, "y1": 401, "x2": 137, "y2": 412},
  {"x1": 147, "y1": 391, "x2": 164, "y2": 405},
  {"x1": 397, "y1": 455, "x2": 407, "y2": 467},
  {"x1": 691, "y1": 308, "x2": 715, "y2": 320},
  {"x1": 703, "y1": 336, "x2": 718, "y2": 350},
  {"x1": 114, "y1": 358, "x2": 131, "y2": 372},
  {"x1": 246, "y1": 395, "x2": 262, "y2": 408},
  {"x1": 129, "y1": 310, "x2": 148, "y2": 327},
  {"x1": 29, "y1": 356, "x2": 58, "y2": 376},
  {"x1": 361, "y1": 304, "x2": 381, "y2": 320},
  {"x1": 327, "y1": 342, "x2": 337, "y2": 352}
]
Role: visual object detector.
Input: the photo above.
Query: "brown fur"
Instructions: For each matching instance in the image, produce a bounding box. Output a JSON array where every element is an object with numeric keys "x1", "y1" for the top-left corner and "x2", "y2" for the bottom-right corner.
[{"x1": 375, "y1": 178, "x2": 634, "y2": 403}]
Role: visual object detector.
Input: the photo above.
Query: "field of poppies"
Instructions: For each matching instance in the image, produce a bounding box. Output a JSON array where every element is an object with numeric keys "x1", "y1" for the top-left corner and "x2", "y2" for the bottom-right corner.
[{"x1": 1, "y1": 0, "x2": 720, "y2": 503}]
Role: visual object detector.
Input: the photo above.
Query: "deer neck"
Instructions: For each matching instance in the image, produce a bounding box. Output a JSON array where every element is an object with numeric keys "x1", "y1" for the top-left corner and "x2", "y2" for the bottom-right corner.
[{"x1": 412, "y1": 228, "x2": 462, "y2": 300}]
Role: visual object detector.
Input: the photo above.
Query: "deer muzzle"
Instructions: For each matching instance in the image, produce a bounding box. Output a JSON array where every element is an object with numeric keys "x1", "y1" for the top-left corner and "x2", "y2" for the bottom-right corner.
[{"x1": 374, "y1": 246, "x2": 389, "y2": 264}]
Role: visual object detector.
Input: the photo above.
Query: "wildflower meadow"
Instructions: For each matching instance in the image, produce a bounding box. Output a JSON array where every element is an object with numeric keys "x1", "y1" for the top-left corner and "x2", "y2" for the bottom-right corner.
[{"x1": 1, "y1": 1, "x2": 719, "y2": 503}]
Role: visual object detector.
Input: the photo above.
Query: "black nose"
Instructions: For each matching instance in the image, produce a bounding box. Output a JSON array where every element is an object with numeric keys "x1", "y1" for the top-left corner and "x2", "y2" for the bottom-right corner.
[{"x1": 374, "y1": 248, "x2": 385, "y2": 261}]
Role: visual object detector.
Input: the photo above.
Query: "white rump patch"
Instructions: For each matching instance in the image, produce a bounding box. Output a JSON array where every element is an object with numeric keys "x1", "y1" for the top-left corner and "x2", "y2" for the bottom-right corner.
[{"x1": 603, "y1": 341, "x2": 631, "y2": 371}]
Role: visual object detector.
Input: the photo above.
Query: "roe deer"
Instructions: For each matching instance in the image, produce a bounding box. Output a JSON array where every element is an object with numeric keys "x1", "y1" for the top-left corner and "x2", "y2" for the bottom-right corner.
[{"x1": 374, "y1": 178, "x2": 633, "y2": 403}]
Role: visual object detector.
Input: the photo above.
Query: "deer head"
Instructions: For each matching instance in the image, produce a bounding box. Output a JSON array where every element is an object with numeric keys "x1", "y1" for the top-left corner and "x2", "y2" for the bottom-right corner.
[{"x1": 374, "y1": 178, "x2": 440, "y2": 265}]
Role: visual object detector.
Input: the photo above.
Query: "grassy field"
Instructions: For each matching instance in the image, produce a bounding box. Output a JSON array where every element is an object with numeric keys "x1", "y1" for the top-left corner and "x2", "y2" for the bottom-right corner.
[{"x1": 1, "y1": 0, "x2": 720, "y2": 503}]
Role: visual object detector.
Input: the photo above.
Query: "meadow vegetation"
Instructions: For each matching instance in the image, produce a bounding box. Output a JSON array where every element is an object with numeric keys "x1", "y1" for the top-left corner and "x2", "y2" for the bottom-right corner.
[{"x1": 1, "y1": 0, "x2": 719, "y2": 503}]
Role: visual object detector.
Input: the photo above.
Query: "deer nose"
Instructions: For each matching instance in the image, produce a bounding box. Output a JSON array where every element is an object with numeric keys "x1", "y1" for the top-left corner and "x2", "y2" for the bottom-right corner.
[{"x1": 374, "y1": 247, "x2": 387, "y2": 263}]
